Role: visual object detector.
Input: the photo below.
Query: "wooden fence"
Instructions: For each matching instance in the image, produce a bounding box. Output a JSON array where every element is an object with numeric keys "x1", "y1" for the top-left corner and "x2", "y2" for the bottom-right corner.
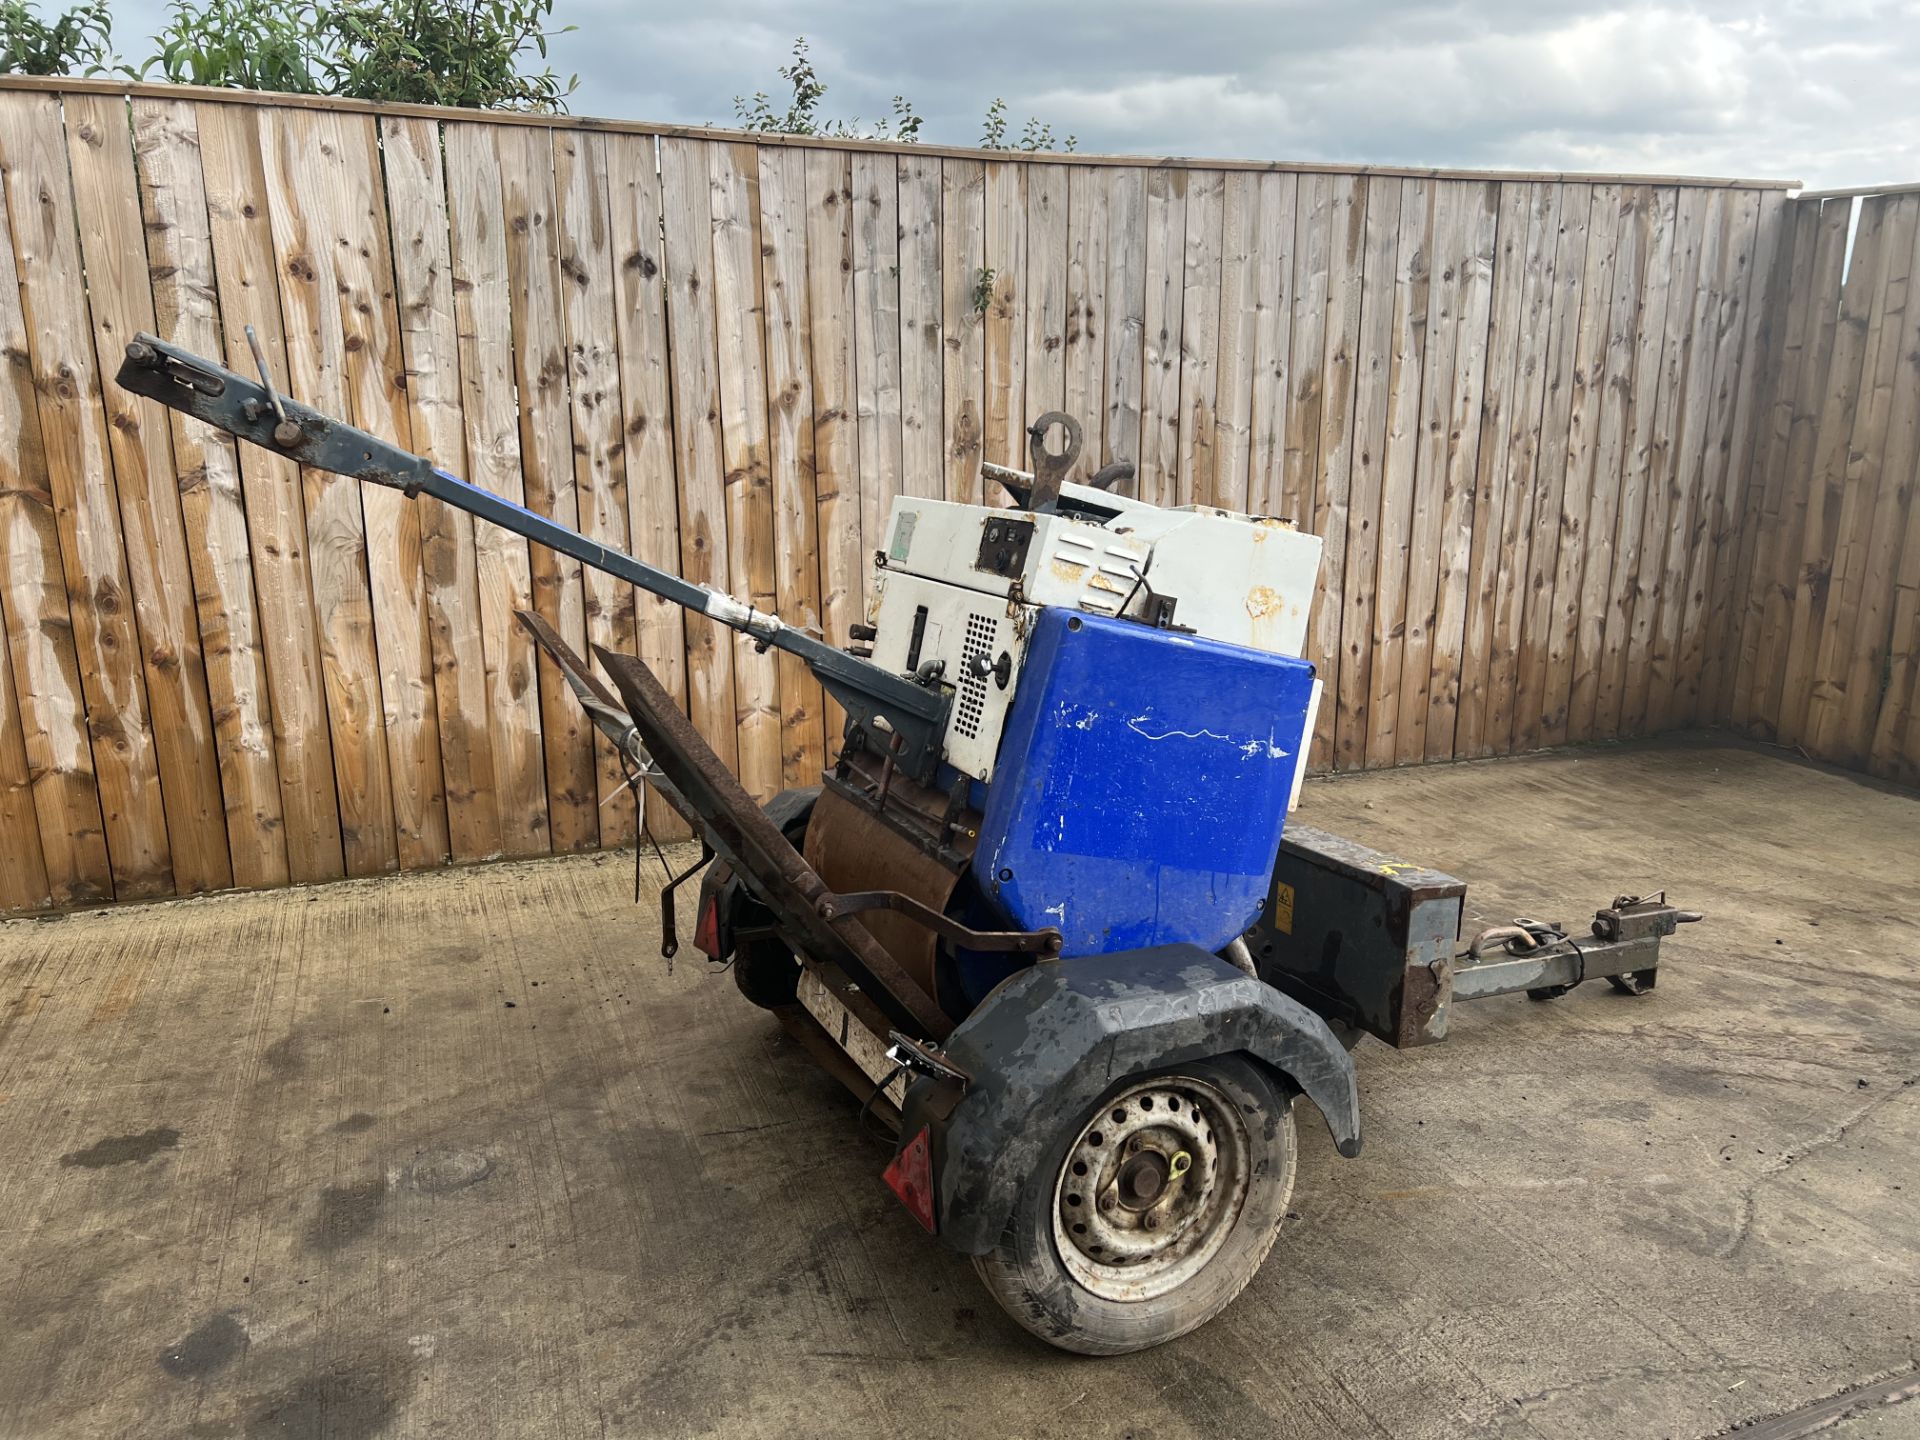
[
  {"x1": 1718, "y1": 185, "x2": 1920, "y2": 785},
  {"x1": 0, "y1": 78, "x2": 1807, "y2": 913}
]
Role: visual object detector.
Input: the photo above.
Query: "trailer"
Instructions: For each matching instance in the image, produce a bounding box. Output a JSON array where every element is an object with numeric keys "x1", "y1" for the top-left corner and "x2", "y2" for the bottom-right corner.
[{"x1": 117, "y1": 333, "x2": 1699, "y2": 1355}]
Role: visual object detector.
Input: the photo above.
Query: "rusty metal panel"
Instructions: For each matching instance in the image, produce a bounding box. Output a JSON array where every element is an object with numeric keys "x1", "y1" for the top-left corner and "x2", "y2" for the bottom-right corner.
[{"x1": 805, "y1": 785, "x2": 965, "y2": 1002}]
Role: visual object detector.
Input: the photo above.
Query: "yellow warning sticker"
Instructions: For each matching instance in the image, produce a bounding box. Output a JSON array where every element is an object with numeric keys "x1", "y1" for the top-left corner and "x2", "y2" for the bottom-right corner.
[{"x1": 1271, "y1": 881, "x2": 1295, "y2": 935}]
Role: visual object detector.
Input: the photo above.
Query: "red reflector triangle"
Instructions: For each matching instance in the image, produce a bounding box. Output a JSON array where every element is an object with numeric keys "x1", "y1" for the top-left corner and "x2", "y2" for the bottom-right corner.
[
  {"x1": 882, "y1": 1125, "x2": 937, "y2": 1234},
  {"x1": 693, "y1": 894, "x2": 721, "y2": 957}
]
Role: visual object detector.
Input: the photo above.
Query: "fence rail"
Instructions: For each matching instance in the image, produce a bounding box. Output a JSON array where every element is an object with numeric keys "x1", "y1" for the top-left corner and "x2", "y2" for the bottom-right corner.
[{"x1": 0, "y1": 78, "x2": 1827, "y2": 912}]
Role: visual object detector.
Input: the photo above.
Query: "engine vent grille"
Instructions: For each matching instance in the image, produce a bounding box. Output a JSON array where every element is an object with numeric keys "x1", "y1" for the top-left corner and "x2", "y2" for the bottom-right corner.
[{"x1": 955, "y1": 612, "x2": 996, "y2": 739}]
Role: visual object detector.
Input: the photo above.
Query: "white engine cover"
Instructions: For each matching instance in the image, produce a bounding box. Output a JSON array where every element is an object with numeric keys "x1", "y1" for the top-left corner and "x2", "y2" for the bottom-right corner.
[
  {"x1": 866, "y1": 481, "x2": 1325, "y2": 783},
  {"x1": 880, "y1": 490, "x2": 1321, "y2": 656}
]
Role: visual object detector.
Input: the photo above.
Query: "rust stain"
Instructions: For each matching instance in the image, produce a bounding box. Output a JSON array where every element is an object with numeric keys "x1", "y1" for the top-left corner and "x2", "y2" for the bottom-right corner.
[
  {"x1": 1245, "y1": 585, "x2": 1283, "y2": 621},
  {"x1": 86, "y1": 966, "x2": 145, "y2": 1029}
]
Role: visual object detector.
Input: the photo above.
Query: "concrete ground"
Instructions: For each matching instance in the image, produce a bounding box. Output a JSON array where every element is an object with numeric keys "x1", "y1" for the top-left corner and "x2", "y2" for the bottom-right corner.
[{"x1": 1, "y1": 734, "x2": 1916, "y2": 1440}]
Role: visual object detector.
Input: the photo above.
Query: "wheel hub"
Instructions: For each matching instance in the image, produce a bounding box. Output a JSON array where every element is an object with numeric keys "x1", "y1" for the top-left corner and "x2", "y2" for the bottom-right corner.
[
  {"x1": 1118, "y1": 1152, "x2": 1169, "y2": 1209},
  {"x1": 1051, "y1": 1076, "x2": 1252, "y2": 1302}
]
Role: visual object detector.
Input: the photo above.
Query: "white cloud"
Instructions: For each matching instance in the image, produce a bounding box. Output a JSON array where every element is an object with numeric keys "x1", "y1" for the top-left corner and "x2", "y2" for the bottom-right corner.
[{"x1": 100, "y1": 0, "x2": 1920, "y2": 189}]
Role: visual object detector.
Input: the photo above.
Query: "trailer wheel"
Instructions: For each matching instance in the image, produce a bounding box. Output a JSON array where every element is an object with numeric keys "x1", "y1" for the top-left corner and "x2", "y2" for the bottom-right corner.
[
  {"x1": 730, "y1": 931, "x2": 801, "y2": 1009},
  {"x1": 970, "y1": 1055, "x2": 1296, "y2": 1355},
  {"x1": 724, "y1": 791, "x2": 818, "y2": 1010}
]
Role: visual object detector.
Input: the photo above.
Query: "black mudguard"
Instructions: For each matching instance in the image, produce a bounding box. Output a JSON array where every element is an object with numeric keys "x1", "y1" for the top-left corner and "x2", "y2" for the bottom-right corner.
[
  {"x1": 693, "y1": 786, "x2": 821, "y2": 959},
  {"x1": 901, "y1": 944, "x2": 1362, "y2": 1255}
]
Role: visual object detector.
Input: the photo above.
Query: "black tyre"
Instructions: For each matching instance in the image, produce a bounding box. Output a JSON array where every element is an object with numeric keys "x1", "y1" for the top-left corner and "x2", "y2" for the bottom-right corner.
[
  {"x1": 731, "y1": 929, "x2": 801, "y2": 1008},
  {"x1": 726, "y1": 790, "x2": 817, "y2": 1010},
  {"x1": 970, "y1": 1054, "x2": 1297, "y2": 1355}
]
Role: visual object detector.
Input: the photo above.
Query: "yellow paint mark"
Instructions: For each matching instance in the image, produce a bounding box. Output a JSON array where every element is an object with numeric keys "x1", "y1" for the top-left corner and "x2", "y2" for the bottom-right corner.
[
  {"x1": 1379, "y1": 862, "x2": 1422, "y2": 876},
  {"x1": 1271, "y1": 881, "x2": 1294, "y2": 935}
]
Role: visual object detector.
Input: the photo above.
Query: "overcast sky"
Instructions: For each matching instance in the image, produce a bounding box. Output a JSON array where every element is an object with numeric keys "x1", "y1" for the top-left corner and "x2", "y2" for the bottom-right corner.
[{"x1": 109, "y1": 0, "x2": 1918, "y2": 191}]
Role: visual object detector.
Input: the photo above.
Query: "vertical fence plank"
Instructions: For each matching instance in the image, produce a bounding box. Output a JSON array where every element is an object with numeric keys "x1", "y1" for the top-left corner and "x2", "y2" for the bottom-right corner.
[
  {"x1": 709, "y1": 142, "x2": 783, "y2": 803},
  {"x1": 1480, "y1": 184, "x2": 1561, "y2": 756},
  {"x1": 897, "y1": 152, "x2": 943, "y2": 502},
  {"x1": 1247, "y1": 173, "x2": 1298, "y2": 518},
  {"x1": 442, "y1": 121, "x2": 551, "y2": 856},
  {"x1": 1398, "y1": 182, "x2": 1468, "y2": 763},
  {"x1": 758, "y1": 145, "x2": 828, "y2": 789},
  {"x1": 1863, "y1": 209, "x2": 1920, "y2": 778},
  {"x1": 258, "y1": 106, "x2": 399, "y2": 874},
  {"x1": 607, "y1": 132, "x2": 690, "y2": 838},
  {"x1": 1674, "y1": 189, "x2": 1762, "y2": 726},
  {"x1": 65, "y1": 92, "x2": 232, "y2": 892},
  {"x1": 1336, "y1": 176, "x2": 1401, "y2": 771},
  {"x1": 554, "y1": 128, "x2": 641, "y2": 842},
  {"x1": 1366, "y1": 178, "x2": 1433, "y2": 768},
  {"x1": 132, "y1": 98, "x2": 288, "y2": 886},
  {"x1": 1102, "y1": 168, "x2": 1148, "y2": 485},
  {"x1": 658, "y1": 138, "x2": 741, "y2": 776},
  {"x1": 1025, "y1": 164, "x2": 1070, "y2": 453},
  {"x1": 1423, "y1": 181, "x2": 1498, "y2": 760},
  {"x1": 1755, "y1": 201, "x2": 1852, "y2": 735},
  {"x1": 1139, "y1": 168, "x2": 1187, "y2": 506},
  {"x1": 1283, "y1": 175, "x2": 1332, "y2": 529},
  {"x1": 1777, "y1": 195, "x2": 1885, "y2": 744},
  {"x1": 0, "y1": 592, "x2": 49, "y2": 909},
  {"x1": 1594, "y1": 188, "x2": 1678, "y2": 739},
  {"x1": 1731, "y1": 202, "x2": 1815, "y2": 731},
  {"x1": 0, "y1": 171, "x2": 103, "y2": 904},
  {"x1": 1311, "y1": 175, "x2": 1365, "y2": 768},
  {"x1": 499, "y1": 123, "x2": 598, "y2": 845},
  {"x1": 982, "y1": 161, "x2": 1027, "y2": 475},
  {"x1": 852, "y1": 152, "x2": 903, "y2": 550},
  {"x1": 804, "y1": 151, "x2": 863, "y2": 663},
  {"x1": 1539, "y1": 185, "x2": 1622, "y2": 747},
  {"x1": 0, "y1": 91, "x2": 171, "y2": 897},
  {"x1": 295, "y1": 108, "x2": 448, "y2": 868},
  {"x1": 1064, "y1": 165, "x2": 1108, "y2": 477},
  {"x1": 1512, "y1": 183, "x2": 1593, "y2": 753},
  {"x1": 1455, "y1": 182, "x2": 1532, "y2": 759},
  {"x1": 1564, "y1": 185, "x2": 1645, "y2": 742},
  {"x1": 1646, "y1": 190, "x2": 1731, "y2": 733},
  {"x1": 940, "y1": 158, "x2": 986, "y2": 504},
  {"x1": 1704, "y1": 190, "x2": 1788, "y2": 725},
  {"x1": 1176, "y1": 170, "x2": 1224, "y2": 508},
  {"x1": 1801, "y1": 195, "x2": 1914, "y2": 756},
  {"x1": 382, "y1": 114, "x2": 503, "y2": 863},
  {"x1": 1620, "y1": 189, "x2": 1709, "y2": 735},
  {"x1": 1211, "y1": 172, "x2": 1259, "y2": 515},
  {"x1": 195, "y1": 102, "x2": 346, "y2": 880}
]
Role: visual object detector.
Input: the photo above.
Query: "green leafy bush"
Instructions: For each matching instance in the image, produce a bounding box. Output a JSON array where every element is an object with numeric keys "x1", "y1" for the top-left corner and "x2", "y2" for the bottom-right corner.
[
  {"x1": 139, "y1": 0, "x2": 576, "y2": 111},
  {"x1": 0, "y1": 0, "x2": 116, "y2": 76},
  {"x1": 735, "y1": 38, "x2": 921, "y2": 142}
]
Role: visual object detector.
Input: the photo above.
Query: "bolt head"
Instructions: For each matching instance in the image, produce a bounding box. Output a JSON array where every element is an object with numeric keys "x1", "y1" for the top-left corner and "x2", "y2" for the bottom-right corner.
[{"x1": 1144, "y1": 1213, "x2": 1160, "y2": 1230}]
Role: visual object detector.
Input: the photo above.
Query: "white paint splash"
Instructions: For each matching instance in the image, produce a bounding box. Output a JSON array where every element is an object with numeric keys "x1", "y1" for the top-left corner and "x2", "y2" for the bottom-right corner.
[{"x1": 1126, "y1": 716, "x2": 1232, "y2": 744}]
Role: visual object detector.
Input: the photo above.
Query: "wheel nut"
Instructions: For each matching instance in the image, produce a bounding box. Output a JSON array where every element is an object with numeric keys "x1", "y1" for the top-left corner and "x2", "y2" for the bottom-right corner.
[
  {"x1": 1144, "y1": 1213, "x2": 1160, "y2": 1230},
  {"x1": 1098, "y1": 1193, "x2": 1116, "y2": 1212}
]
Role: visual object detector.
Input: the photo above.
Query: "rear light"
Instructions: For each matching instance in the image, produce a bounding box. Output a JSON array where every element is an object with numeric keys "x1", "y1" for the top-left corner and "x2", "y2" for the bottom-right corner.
[
  {"x1": 693, "y1": 892, "x2": 722, "y2": 958},
  {"x1": 883, "y1": 1126, "x2": 937, "y2": 1234}
]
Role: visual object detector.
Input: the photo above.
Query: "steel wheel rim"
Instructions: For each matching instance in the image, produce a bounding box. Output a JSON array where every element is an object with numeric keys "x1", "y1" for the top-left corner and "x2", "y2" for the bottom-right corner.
[{"x1": 1050, "y1": 1075, "x2": 1251, "y2": 1302}]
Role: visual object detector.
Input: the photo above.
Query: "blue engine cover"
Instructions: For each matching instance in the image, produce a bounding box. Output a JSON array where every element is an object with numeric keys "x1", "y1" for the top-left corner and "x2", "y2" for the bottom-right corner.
[{"x1": 971, "y1": 608, "x2": 1315, "y2": 958}]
